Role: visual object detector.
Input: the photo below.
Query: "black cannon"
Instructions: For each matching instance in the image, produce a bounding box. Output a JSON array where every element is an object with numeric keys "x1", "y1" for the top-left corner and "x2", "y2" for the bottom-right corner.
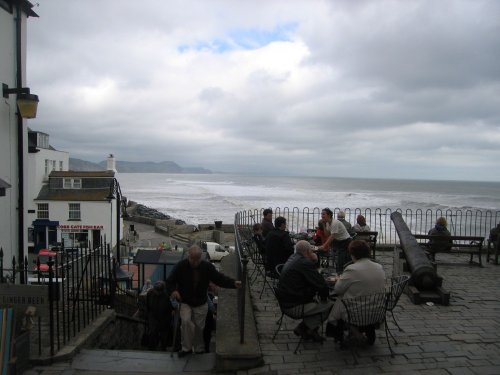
[{"x1": 390, "y1": 212, "x2": 450, "y2": 305}]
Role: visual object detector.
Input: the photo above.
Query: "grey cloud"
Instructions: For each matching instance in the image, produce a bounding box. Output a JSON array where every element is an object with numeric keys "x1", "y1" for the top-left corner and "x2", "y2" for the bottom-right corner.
[{"x1": 26, "y1": 0, "x2": 500, "y2": 181}]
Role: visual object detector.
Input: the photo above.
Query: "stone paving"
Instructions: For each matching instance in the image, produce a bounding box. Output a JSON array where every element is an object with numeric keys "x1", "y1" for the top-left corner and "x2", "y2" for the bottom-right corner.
[
  {"x1": 22, "y1": 247, "x2": 500, "y2": 374},
  {"x1": 237, "y1": 251, "x2": 500, "y2": 375}
]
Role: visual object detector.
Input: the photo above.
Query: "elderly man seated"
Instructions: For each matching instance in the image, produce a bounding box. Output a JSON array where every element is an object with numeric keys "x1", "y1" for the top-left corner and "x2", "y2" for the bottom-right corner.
[
  {"x1": 326, "y1": 240, "x2": 386, "y2": 344},
  {"x1": 275, "y1": 240, "x2": 334, "y2": 342}
]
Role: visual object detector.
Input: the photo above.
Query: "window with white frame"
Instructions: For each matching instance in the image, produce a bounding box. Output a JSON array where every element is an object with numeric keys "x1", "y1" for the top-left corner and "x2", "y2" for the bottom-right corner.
[
  {"x1": 37, "y1": 203, "x2": 49, "y2": 219},
  {"x1": 63, "y1": 178, "x2": 82, "y2": 189},
  {"x1": 68, "y1": 203, "x2": 81, "y2": 220},
  {"x1": 45, "y1": 160, "x2": 50, "y2": 176},
  {"x1": 59, "y1": 161, "x2": 63, "y2": 171}
]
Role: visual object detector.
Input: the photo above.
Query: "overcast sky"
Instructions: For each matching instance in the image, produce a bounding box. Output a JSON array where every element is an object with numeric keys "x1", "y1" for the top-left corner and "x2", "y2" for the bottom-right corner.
[{"x1": 27, "y1": 0, "x2": 500, "y2": 181}]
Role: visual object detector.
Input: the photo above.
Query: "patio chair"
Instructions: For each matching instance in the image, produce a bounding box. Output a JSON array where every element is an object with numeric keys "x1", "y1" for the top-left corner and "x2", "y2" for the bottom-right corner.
[
  {"x1": 272, "y1": 298, "x2": 330, "y2": 354},
  {"x1": 245, "y1": 238, "x2": 276, "y2": 298},
  {"x1": 386, "y1": 275, "x2": 410, "y2": 344},
  {"x1": 341, "y1": 291, "x2": 393, "y2": 363}
]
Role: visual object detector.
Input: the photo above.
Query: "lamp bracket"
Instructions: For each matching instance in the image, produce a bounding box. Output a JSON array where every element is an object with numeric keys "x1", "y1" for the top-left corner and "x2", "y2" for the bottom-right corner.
[{"x1": 2, "y1": 83, "x2": 31, "y2": 98}]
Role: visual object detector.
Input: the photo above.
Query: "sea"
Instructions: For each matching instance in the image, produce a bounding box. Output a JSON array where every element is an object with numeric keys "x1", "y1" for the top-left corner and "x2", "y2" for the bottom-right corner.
[{"x1": 117, "y1": 173, "x2": 500, "y2": 226}]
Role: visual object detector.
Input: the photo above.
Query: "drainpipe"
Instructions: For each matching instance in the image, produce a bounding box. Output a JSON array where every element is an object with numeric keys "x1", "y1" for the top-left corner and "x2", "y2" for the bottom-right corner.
[{"x1": 15, "y1": 2, "x2": 25, "y2": 283}]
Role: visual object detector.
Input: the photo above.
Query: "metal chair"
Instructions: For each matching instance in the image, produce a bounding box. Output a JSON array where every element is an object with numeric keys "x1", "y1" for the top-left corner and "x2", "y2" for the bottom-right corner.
[
  {"x1": 386, "y1": 275, "x2": 410, "y2": 343},
  {"x1": 272, "y1": 297, "x2": 330, "y2": 354},
  {"x1": 341, "y1": 292, "x2": 393, "y2": 363}
]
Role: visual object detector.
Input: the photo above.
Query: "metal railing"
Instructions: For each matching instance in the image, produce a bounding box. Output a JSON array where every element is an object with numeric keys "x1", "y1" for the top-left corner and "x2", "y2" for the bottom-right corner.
[
  {"x1": 236, "y1": 207, "x2": 499, "y2": 245},
  {"x1": 0, "y1": 239, "x2": 120, "y2": 358}
]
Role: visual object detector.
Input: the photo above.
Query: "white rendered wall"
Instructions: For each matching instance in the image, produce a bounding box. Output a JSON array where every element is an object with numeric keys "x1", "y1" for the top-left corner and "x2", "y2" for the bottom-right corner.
[
  {"x1": 36, "y1": 199, "x2": 123, "y2": 256},
  {"x1": 0, "y1": 8, "x2": 29, "y2": 262},
  {"x1": 27, "y1": 148, "x2": 69, "y2": 247}
]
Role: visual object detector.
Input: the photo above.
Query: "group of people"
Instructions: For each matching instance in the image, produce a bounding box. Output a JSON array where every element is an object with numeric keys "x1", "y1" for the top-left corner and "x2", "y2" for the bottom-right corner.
[
  {"x1": 252, "y1": 207, "x2": 383, "y2": 345},
  {"x1": 276, "y1": 238, "x2": 385, "y2": 344},
  {"x1": 253, "y1": 208, "x2": 372, "y2": 276},
  {"x1": 142, "y1": 245, "x2": 241, "y2": 357}
]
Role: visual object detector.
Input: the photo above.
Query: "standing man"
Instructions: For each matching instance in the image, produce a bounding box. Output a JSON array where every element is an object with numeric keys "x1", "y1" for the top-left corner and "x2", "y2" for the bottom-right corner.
[
  {"x1": 261, "y1": 208, "x2": 274, "y2": 238},
  {"x1": 265, "y1": 216, "x2": 294, "y2": 273},
  {"x1": 319, "y1": 208, "x2": 352, "y2": 273},
  {"x1": 166, "y1": 245, "x2": 241, "y2": 358},
  {"x1": 276, "y1": 240, "x2": 333, "y2": 342}
]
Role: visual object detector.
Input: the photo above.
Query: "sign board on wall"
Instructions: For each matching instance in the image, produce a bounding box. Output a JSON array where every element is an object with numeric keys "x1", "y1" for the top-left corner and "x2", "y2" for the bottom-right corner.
[{"x1": 0, "y1": 284, "x2": 49, "y2": 317}]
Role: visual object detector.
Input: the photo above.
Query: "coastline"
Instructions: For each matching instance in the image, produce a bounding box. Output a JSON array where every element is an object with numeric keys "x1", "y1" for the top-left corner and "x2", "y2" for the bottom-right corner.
[{"x1": 124, "y1": 200, "x2": 235, "y2": 249}]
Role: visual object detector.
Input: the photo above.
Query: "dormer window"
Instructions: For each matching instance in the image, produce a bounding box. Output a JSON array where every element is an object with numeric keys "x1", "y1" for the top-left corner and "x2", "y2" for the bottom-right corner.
[
  {"x1": 63, "y1": 178, "x2": 82, "y2": 189},
  {"x1": 37, "y1": 133, "x2": 49, "y2": 149}
]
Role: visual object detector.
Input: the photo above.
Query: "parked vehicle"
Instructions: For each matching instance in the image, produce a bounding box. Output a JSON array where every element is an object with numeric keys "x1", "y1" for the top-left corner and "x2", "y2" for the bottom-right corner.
[
  {"x1": 201, "y1": 241, "x2": 234, "y2": 261},
  {"x1": 34, "y1": 249, "x2": 59, "y2": 272}
]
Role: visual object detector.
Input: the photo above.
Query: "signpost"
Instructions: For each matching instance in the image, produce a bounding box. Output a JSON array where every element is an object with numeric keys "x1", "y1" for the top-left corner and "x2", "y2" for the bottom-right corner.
[{"x1": 0, "y1": 284, "x2": 49, "y2": 317}]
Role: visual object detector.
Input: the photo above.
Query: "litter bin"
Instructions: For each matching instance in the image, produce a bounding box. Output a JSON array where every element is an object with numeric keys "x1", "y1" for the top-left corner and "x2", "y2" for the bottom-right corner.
[{"x1": 214, "y1": 221, "x2": 222, "y2": 229}]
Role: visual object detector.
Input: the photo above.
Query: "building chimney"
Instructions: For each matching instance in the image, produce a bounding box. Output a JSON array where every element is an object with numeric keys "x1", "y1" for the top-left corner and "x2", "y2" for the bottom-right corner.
[{"x1": 107, "y1": 154, "x2": 117, "y2": 172}]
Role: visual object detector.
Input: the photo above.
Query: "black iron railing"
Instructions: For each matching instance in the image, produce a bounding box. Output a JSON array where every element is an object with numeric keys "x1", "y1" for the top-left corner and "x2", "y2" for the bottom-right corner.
[
  {"x1": 236, "y1": 207, "x2": 499, "y2": 245},
  {"x1": 0, "y1": 239, "x2": 123, "y2": 358}
]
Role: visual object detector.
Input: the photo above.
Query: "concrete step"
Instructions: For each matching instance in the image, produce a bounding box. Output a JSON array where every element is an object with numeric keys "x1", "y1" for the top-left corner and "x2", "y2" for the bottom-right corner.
[
  {"x1": 24, "y1": 348, "x2": 216, "y2": 374},
  {"x1": 71, "y1": 349, "x2": 215, "y2": 374}
]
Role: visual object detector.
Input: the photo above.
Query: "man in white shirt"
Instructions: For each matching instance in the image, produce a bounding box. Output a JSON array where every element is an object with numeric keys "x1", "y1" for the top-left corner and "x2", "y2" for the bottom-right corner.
[{"x1": 318, "y1": 208, "x2": 352, "y2": 273}]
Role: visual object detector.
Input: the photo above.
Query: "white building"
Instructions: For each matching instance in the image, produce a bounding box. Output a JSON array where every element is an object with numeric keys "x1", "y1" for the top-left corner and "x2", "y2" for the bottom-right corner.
[
  {"x1": 0, "y1": 1, "x2": 38, "y2": 265},
  {"x1": 27, "y1": 129, "x2": 69, "y2": 253},
  {"x1": 33, "y1": 169, "x2": 125, "y2": 258}
]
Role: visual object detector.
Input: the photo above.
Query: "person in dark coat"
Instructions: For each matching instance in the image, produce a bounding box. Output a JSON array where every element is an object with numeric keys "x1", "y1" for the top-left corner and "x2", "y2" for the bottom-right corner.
[
  {"x1": 146, "y1": 280, "x2": 172, "y2": 351},
  {"x1": 264, "y1": 216, "x2": 294, "y2": 273},
  {"x1": 166, "y1": 245, "x2": 241, "y2": 358},
  {"x1": 427, "y1": 217, "x2": 452, "y2": 258},
  {"x1": 261, "y1": 208, "x2": 274, "y2": 238},
  {"x1": 276, "y1": 240, "x2": 333, "y2": 342}
]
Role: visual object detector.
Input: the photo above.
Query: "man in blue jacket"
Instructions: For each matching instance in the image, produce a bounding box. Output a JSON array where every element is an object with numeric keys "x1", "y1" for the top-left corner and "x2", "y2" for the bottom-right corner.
[{"x1": 167, "y1": 245, "x2": 241, "y2": 358}]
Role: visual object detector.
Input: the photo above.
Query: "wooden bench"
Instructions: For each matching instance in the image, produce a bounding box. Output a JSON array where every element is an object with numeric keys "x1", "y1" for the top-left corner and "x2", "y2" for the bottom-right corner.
[
  {"x1": 413, "y1": 234, "x2": 485, "y2": 267},
  {"x1": 353, "y1": 231, "x2": 379, "y2": 259}
]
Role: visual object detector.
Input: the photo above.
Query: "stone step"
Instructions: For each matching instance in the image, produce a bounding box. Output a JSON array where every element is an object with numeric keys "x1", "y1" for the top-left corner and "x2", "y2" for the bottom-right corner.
[{"x1": 70, "y1": 349, "x2": 215, "y2": 374}]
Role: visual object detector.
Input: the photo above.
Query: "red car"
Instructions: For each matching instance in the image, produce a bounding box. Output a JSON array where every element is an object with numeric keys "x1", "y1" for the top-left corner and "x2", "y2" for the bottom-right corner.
[{"x1": 35, "y1": 249, "x2": 58, "y2": 272}]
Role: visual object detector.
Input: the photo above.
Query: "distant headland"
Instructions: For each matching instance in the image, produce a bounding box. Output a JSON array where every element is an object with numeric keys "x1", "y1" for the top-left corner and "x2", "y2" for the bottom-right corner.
[{"x1": 69, "y1": 158, "x2": 212, "y2": 174}]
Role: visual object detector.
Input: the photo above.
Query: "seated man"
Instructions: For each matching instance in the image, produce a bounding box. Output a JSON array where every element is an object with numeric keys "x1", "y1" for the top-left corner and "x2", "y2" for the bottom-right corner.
[
  {"x1": 337, "y1": 211, "x2": 354, "y2": 235},
  {"x1": 261, "y1": 208, "x2": 274, "y2": 238},
  {"x1": 276, "y1": 240, "x2": 333, "y2": 342},
  {"x1": 327, "y1": 240, "x2": 386, "y2": 343},
  {"x1": 427, "y1": 217, "x2": 452, "y2": 259},
  {"x1": 265, "y1": 216, "x2": 294, "y2": 273}
]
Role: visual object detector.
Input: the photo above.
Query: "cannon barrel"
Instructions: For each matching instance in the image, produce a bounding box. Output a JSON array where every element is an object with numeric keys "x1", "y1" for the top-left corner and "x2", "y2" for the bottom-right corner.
[{"x1": 390, "y1": 212, "x2": 437, "y2": 290}]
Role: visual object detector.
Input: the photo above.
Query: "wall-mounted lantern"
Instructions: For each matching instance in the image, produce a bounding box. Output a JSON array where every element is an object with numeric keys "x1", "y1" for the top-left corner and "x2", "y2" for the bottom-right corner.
[{"x1": 2, "y1": 83, "x2": 39, "y2": 119}]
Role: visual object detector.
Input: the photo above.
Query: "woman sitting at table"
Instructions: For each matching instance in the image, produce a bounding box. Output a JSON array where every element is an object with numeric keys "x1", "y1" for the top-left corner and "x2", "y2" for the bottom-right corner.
[
  {"x1": 313, "y1": 219, "x2": 328, "y2": 246},
  {"x1": 326, "y1": 240, "x2": 385, "y2": 344}
]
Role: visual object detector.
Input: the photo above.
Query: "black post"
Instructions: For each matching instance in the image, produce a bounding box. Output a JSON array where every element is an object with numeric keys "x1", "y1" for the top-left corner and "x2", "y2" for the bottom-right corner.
[
  {"x1": 0, "y1": 247, "x2": 3, "y2": 282},
  {"x1": 116, "y1": 182, "x2": 121, "y2": 265},
  {"x1": 240, "y1": 254, "x2": 248, "y2": 344},
  {"x1": 47, "y1": 257, "x2": 55, "y2": 357}
]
